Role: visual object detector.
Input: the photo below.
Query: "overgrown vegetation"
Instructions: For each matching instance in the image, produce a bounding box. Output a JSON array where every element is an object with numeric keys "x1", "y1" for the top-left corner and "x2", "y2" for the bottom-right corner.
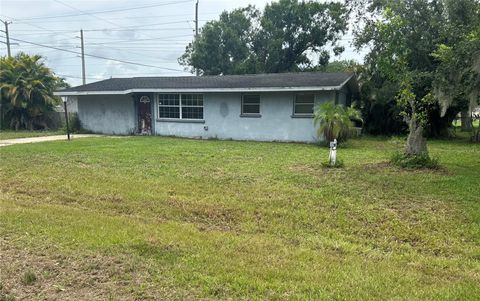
[
  {"x1": 0, "y1": 53, "x2": 67, "y2": 130},
  {"x1": 391, "y1": 152, "x2": 439, "y2": 169},
  {"x1": 1, "y1": 136, "x2": 479, "y2": 299},
  {"x1": 63, "y1": 113, "x2": 83, "y2": 134},
  {"x1": 340, "y1": 0, "x2": 480, "y2": 166}
]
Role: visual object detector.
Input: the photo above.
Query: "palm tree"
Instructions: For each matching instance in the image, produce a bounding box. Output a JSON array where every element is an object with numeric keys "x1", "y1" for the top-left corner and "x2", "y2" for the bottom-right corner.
[
  {"x1": 314, "y1": 101, "x2": 363, "y2": 143},
  {"x1": 0, "y1": 53, "x2": 65, "y2": 130}
]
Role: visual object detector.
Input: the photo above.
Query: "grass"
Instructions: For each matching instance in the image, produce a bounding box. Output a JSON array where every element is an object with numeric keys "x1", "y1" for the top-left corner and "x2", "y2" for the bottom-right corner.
[
  {"x1": 391, "y1": 151, "x2": 440, "y2": 169},
  {"x1": 21, "y1": 271, "x2": 37, "y2": 286},
  {"x1": 0, "y1": 130, "x2": 64, "y2": 140},
  {"x1": 0, "y1": 136, "x2": 479, "y2": 300},
  {"x1": 452, "y1": 119, "x2": 480, "y2": 128}
]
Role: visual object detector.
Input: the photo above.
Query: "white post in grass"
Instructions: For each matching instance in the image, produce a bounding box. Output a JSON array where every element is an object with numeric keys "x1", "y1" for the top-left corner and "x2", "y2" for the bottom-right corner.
[{"x1": 329, "y1": 139, "x2": 337, "y2": 166}]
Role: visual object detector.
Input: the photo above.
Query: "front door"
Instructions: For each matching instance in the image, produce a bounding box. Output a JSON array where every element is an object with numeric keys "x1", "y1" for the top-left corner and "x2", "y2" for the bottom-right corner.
[{"x1": 138, "y1": 95, "x2": 152, "y2": 134}]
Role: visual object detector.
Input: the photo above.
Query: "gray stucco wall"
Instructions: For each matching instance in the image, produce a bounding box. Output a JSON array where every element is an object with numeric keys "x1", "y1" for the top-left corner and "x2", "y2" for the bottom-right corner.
[
  {"x1": 154, "y1": 91, "x2": 336, "y2": 142},
  {"x1": 77, "y1": 95, "x2": 135, "y2": 135},
  {"x1": 66, "y1": 96, "x2": 79, "y2": 113}
]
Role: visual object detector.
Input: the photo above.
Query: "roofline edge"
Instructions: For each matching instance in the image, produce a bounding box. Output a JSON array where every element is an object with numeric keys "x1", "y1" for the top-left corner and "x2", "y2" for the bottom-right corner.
[{"x1": 54, "y1": 85, "x2": 346, "y2": 96}]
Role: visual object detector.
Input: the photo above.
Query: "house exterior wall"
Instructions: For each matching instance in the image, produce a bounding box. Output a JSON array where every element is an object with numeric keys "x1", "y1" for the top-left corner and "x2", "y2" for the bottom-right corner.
[
  {"x1": 77, "y1": 94, "x2": 135, "y2": 135},
  {"x1": 66, "y1": 96, "x2": 79, "y2": 113},
  {"x1": 337, "y1": 86, "x2": 348, "y2": 106},
  {"x1": 75, "y1": 90, "x2": 343, "y2": 142},
  {"x1": 153, "y1": 91, "x2": 336, "y2": 142}
]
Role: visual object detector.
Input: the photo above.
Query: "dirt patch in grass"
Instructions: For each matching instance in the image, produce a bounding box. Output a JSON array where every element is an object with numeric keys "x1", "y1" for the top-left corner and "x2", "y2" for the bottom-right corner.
[
  {"x1": 167, "y1": 198, "x2": 241, "y2": 232},
  {"x1": 288, "y1": 163, "x2": 348, "y2": 176},
  {"x1": 0, "y1": 237, "x2": 200, "y2": 300},
  {"x1": 359, "y1": 162, "x2": 453, "y2": 175},
  {"x1": 289, "y1": 161, "x2": 451, "y2": 177}
]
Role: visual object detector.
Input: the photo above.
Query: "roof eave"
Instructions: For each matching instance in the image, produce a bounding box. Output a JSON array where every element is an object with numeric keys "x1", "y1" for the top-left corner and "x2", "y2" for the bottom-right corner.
[{"x1": 54, "y1": 85, "x2": 346, "y2": 96}]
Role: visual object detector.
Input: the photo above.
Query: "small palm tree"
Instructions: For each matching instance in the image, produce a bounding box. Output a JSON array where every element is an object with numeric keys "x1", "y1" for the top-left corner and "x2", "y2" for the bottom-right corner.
[
  {"x1": 314, "y1": 101, "x2": 363, "y2": 143},
  {"x1": 0, "y1": 53, "x2": 65, "y2": 130}
]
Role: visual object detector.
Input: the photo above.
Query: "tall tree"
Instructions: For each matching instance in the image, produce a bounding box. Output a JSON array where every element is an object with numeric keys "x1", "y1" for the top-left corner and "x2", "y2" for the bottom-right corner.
[
  {"x1": 179, "y1": 0, "x2": 348, "y2": 75},
  {"x1": 179, "y1": 6, "x2": 259, "y2": 75},
  {"x1": 432, "y1": 0, "x2": 480, "y2": 135},
  {"x1": 349, "y1": 0, "x2": 480, "y2": 155},
  {"x1": 0, "y1": 53, "x2": 66, "y2": 130}
]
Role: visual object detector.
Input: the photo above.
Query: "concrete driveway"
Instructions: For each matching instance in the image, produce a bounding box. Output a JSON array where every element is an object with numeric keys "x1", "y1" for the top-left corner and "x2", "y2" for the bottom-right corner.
[{"x1": 0, "y1": 134, "x2": 102, "y2": 147}]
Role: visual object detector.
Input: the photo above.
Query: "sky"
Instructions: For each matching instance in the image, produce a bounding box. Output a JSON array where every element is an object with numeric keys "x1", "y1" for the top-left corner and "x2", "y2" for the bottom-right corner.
[{"x1": 0, "y1": 0, "x2": 365, "y2": 86}]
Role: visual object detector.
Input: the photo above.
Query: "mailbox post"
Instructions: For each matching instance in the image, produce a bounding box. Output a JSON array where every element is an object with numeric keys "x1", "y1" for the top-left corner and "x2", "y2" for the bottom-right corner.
[{"x1": 329, "y1": 139, "x2": 337, "y2": 166}]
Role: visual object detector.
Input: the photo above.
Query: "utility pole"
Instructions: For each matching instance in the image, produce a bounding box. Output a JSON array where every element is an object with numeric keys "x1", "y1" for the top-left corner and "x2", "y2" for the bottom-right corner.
[
  {"x1": 0, "y1": 19, "x2": 12, "y2": 57},
  {"x1": 80, "y1": 29, "x2": 86, "y2": 85},
  {"x1": 0, "y1": 19, "x2": 11, "y2": 130},
  {"x1": 5, "y1": 21, "x2": 11, "y2": 57},
  {"x1": 195, "y1": 0, "x2": 199, "y2": 76}
]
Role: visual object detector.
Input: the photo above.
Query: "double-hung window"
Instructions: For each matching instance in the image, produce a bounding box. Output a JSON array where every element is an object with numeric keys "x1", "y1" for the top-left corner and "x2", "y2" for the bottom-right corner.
[
  {"x1": 241, "y1": 94, "x2": 260, "y2": 116},
  {"x1": 293, "y1": 93, "x2": 315, "y2": 116},
  {"x1": 158, "y1": 94, "x2": 204, "y2": 120}
]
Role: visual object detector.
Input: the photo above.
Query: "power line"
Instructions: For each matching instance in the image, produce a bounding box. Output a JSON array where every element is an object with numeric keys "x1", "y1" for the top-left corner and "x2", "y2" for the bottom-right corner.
[
  {"x1": 51, "y1": 0, "x2": 189, "y2": 53},
  {"x1": 96, "y1": 46, "x2": 182, "y2": 63},
  {"x1": 0, "y1": 14, "x2": 216, "y2": 24},
  {"x1": 1, "y1": 16, "x2": 78, "y2": 39},
  {"x1": 82, "y1": 34, "x2": 193, "y2": 45},
  {"x1": 8, "y1": 36, "x2": 185, "y2": 72},
  {"x1": 82, "y1": 20, "x2": 192, "y2": 31},
  {"x1": 57, "y1": 74, "x2": 99, "y2": 80},
  {"x1": 84, "y1": 28, "x2": 192, "y2": 32},
  {"x1": 14, "y1": 0, "x2": 194, "y2": 21},
  {"x1": 53, "y1": 0, "x2": 123, "y2": 28}
]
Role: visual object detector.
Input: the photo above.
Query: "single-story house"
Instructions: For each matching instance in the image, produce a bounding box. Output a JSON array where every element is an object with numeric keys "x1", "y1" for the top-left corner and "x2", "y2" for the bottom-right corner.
[{"x1": 54, "y1": 72, "x2": 358, "y2": 143}]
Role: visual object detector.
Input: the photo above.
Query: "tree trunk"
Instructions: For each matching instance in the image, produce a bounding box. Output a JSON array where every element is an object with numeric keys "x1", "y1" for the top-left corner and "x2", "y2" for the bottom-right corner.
[
  {"x1": 405, "y1": 118, "x2": 428, "y2": 156},
  {"x1": 461, "y1": 110, "x2": 472, "y2": 132}
]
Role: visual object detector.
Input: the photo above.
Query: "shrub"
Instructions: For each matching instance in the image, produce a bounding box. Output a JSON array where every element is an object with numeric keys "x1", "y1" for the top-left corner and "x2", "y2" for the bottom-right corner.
[
  {"x1": 63, "y1": 113, "x2": 88, "y2": 134},
  {"x1": 21, "y1": 271, "x2": 37, "y2": 285},
  {"x1": 314, "y1": 101, "x2": 363, "y2": 144},
  {"x1": 391, "y1": 152, "x2": 439, "y2": 169}
]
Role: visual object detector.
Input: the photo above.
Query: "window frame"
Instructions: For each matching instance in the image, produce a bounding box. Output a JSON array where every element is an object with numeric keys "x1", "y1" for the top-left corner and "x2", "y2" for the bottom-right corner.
[
  {"x1": 292, "y1": 93, "x2": 315, "y2": 117},
  {"x1": 180, "y1": 94, "x2": 204, "y2": 120},
  {"x1": 157, "y1": 93, "x2": 204, "y2": 121},
  {"x1": 241, "y1": 94, "x2": 261, "y2": 117},
  {"x1": 157, "y1": 94, "x2": 180, "y2": 119}
]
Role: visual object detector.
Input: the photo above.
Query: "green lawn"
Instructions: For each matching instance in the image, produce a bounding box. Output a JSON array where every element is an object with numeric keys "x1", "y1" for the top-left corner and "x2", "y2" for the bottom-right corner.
[
  {"x1": 0, "y1": 130, "x2": 64, "y2": 140},
  {"x1": 452, "y1": 119, "x2": 480, "y2": 128},
  {"x1": 0, "y1": 136, "x2": 479, "y2": 300}
]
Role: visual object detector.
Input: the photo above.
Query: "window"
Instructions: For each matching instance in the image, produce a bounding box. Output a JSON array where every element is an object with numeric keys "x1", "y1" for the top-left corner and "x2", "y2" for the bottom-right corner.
[
  {"x1": 241, "y1": 94, "x2": 260, "y2": 115},
  {"x1": 158, "y1": 94, "x2": 203, "y2": 120},
  {"x1": 158, "y1": 94, "x2": 180, "y2": 118},
  {"x1": 181, "y1": 94, "x2": 204, "y2": 119},
  {"x1": 294, "y1": 93, "x2": 314, "y2": 115}
]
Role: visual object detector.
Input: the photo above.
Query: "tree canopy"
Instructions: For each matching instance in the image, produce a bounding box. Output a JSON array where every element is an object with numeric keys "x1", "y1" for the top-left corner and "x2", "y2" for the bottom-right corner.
[
  {"x1": 0, "y1": 53, "x2": 67, "y2": 130},
  {"x1": 179, "y1": 0, "x2": 348, "y2": 75},
  {"x1": 349, "y1": 0, "x2": 480, "y2": 149}
]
